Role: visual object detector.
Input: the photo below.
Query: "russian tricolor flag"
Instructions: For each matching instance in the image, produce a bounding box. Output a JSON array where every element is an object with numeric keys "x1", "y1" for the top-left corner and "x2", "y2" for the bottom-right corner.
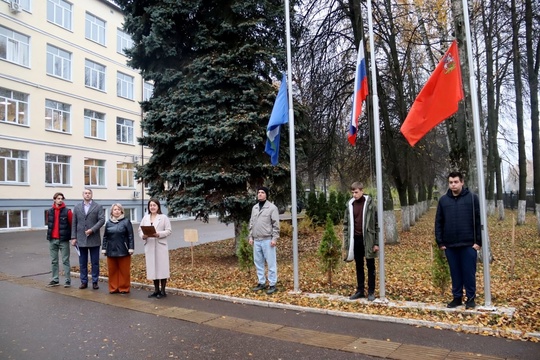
[{"x1": 348, "y1": 40, "x2": 369, "y2": 146}]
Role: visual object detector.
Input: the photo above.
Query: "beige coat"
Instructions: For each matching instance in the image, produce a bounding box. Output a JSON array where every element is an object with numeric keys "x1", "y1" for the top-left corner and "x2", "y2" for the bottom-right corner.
[{"x1": 138, "y1": 214, "x2": 172, "y2": 280}]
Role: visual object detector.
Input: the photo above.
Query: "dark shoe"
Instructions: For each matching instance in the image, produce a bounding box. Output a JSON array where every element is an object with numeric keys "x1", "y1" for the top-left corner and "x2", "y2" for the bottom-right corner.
[
  {"x1": 148, "y1": 291, "x2": 160, "y2": 298},
  {"x1": 465, "y1": 298, "x2": 476, "y2": 309},
  {"x1": 251, "y1": 283, "x2": 266, "y2": 291},
  {"x1": 367, "y1": 293, "x2": 376, "y2": 301},
  {"x1": 64, "y1": 281, "x2": 71, "y2": 288},
  {"x1": 119, "y1": 291, "x2": 129, "y2": 294},
  {"x1": 266, "y1": 286, "x2": 277, "y2": 295},
  {"x1": 349, "y1": 291, "x2": 365, "y2": 300},
  {"x1": 79, "y1": 283, "x2": 88, "y2": 289},
  {"x1": 156, "y1": 291, "x2": 167, "y2": 299},
  {"x1": 47, "y1": 280, "x2": 60, "y2": 287},
  {"x1": 92, "y1": 282, "x2": 99, "y2": 290},
  {"x1": 109, "y1": 290, "x2": 119, "y2": 294},
  {"x1": 447, "y1": 297, "x2": 463, "y2": 308}
]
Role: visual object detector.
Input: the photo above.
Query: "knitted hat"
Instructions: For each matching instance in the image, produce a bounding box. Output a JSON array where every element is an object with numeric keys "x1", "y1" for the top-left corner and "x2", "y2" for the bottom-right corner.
[{"x1": 257, "y1": 186, "x2": 270, "y2": 197}]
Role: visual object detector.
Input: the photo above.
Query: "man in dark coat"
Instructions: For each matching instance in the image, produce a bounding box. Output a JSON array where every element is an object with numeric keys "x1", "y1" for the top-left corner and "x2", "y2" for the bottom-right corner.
[
  {"x1": 46, "y1": 192, "x2": 72, "y2": 288},
  {"x1": 71, "y1": 188, "x2": 105, "y2": 289},
  {"x1": 435, "y1": 171, "x2": 482, "y2": 309}
]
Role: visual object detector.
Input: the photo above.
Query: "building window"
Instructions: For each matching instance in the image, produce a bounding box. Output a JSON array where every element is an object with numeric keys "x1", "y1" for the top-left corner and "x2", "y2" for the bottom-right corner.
[
  {"x1": 0, "y1": 147, "x2": 28, "y2": 183},
  {"x1": 116, "y1": 117, "x2": 134, "y2": 144},
  {"x1": 117, "y1": 28, "x2": 133, "y2": 56},
  {"x1": 0, "y1": 26, "x2": 30, "y2": 67},
  {"x1": 0, "y1": 87, "x2": 29, "y2": 125},
  {"x1": 84, "y1": 59, "x2": 106, "y2": 91},
  {"x1": 143, "y1": 82, "x2": 154, "y2": 101},
  {"x1": 45, "y1": 99, "x2": 70, "y2": 133},
  {"x1": 46, "y1": 44, "x2": 71, "y2": 80},
  {"x1": 84, "y1": 109, "x2": 105, "y2": 140},
  {"x1": 0, "y1": 210, "x2": 29, "y2": 229},
  {"x1": 85, "y1": 13, "x2": 106, "y2": 45},
  {"x1": 117, "y1": 72, "x2": 134, "y2": 100},
  {"x1": 45, "y1": 153, "x2": 70, "y2": 185},
  {"x1": 123, "y1": 207, "x2": 136, "y2": 222},
  {"x1": 47, "y1": 0, "x2": 72, "y2": 30},
  {"x1": 84, "y1": 158, "x2": 105, "y2": 186},
  {"x1": 117, "y1": 162, "x2": 134, "y2": 188}
]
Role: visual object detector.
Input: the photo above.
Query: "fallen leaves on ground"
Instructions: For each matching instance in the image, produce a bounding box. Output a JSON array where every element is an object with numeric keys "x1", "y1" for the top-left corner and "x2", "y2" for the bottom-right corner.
[{"x1": 93, "y1": 209, "x2": 540, "y2": 342}]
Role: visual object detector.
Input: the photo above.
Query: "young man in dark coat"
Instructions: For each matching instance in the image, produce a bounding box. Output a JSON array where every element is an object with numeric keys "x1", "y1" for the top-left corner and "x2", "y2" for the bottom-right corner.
[
  {"x1": 435, "y1": 171, "x2": 482, "y2": 309},
  {"x1": 46, "y1": 192, "x2": 73, "y2": 288}
]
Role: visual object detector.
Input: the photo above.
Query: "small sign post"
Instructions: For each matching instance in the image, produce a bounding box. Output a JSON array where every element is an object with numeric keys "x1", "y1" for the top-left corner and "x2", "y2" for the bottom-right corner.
[{"x1": 184, "y1": 229, "x2": 199, "y2": 267}]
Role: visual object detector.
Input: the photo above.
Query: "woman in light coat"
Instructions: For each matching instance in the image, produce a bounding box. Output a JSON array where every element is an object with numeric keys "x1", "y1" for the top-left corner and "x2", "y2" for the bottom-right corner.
[{"x1": 138, "y1": 198, "x2": 172, "y2": 298}]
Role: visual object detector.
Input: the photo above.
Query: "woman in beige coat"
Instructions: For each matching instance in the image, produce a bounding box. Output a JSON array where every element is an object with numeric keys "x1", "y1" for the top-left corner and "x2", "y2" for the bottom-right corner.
[{"x1": 138, "y1": 198, "x2": 172, "y2": 298}]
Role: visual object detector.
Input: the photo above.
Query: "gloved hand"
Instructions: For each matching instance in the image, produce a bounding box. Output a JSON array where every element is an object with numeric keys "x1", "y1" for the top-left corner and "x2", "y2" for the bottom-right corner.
[
  {"x1": 101, "y1": 250, "x2": 106, "y2": 255},
  {"x1": 128, "y1": 249, "x2": 134, "y2": 255}
]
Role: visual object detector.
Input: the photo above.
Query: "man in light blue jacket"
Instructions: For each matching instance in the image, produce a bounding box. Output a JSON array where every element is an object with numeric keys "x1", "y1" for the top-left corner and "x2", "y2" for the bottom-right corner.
[{"x1": 248, "y1": 186, "x2": 280, "y2": 295}]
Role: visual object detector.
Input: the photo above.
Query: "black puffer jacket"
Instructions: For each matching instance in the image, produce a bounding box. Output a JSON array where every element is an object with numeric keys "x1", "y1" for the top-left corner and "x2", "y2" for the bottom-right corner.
[
  {"x1": 102, "y1": 218, "x2": 134, "y2": 257},
  {"x1": 435, "y1": 187, "x2": 482, "y2": 248}
]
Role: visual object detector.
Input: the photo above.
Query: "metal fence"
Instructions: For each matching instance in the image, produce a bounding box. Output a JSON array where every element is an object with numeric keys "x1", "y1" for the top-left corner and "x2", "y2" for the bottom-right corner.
[{"x1": 502, "y1": 191, "x2": 536, "y2": 211}]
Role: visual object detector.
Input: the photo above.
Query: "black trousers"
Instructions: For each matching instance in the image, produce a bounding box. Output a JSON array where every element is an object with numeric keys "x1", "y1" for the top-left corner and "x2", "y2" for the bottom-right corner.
[{"x1": 354, "y1": 235, "x2": 375, "y2": 294}]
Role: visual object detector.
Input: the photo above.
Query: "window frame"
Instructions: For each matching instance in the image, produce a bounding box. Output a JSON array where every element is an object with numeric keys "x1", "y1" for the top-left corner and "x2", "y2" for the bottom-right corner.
[
  {"x1": 83, "y1": 109, "x2": 106, "y2": 140},
  {"x1": 46, "y1": 44, "x2": 72, "y2": 81},
  {"x1": 0, "y1": 25, "x2": 30, "y2": 67},
  {"x1": 46, "y1": 0, "x2": 73, "y2": 31},
  {"x1": 85, "y1": 12, "x2": 106, "y2": 46},
  {"x1": 84, "y1": 59, "x2": 106, "y2": 91},
  {"x1": 116, "y1": 28, "x2": 134, "y2": 56},
  {"x1": 0, "y1": 209, "x2": 29, "y2": 229},
  {"x1": 116, "y1": 117, "x2": 134, "y2": 145},
  {"x1": 116, "y1": 72, "x2": 134, "y2": 100},
  {"x1": 45, "y1": 99, "x2": 70, "y2": 133},
  {"x1": 0, "y1": 147, "x2": 29, "y2": 184},
  {"x1": 0, "y1": 87, "x2": 29, "y2": 126},
  {"x1": 84, "y1": 158, "x2": 106, "y2": 187},
  {"x1": 116, "y1": 162, "x2": 135, "y2": 188},
  {"x1": 45, "y1": 153, "x2": 71, "y2": 186}
]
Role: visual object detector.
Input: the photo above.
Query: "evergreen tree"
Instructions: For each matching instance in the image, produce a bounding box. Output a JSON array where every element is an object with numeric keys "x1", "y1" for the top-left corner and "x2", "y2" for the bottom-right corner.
[
  {"x1": 306, "y1": 191, "x2": 318, "y2": 219},
  {"x1": 327, "y1": 191, "x2": 339, "y2": 225},
  {"x1": 315, "y1": 192, "x2": 328, "y2": 225},
  {"x1": 236, "y1": 222, "x2": 253, "y2": 274},
  {"x1": 318, "y1": 214, "x2": 341, "y2": 286},
  {"x1": 116, "y1": 0, "x2": 295, "y2": 244},
  {"x1": 431, "y1": 242, "x2": 450, "y2": 296}
]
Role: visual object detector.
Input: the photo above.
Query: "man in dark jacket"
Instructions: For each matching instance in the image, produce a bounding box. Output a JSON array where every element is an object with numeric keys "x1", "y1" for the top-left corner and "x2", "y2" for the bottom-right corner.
[
  {"x1": 47, "y1": 192, "x2": 73, "y2": 288},
  {"x1": 435, "y1": 171, "x2": 482, "y2": 309},
  {"x1": 71, "y1": 188, "x2": 105, "y2": 290}
]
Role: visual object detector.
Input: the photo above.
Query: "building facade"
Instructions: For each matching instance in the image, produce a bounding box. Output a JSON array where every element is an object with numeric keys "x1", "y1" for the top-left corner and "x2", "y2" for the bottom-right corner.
[{"x1": 0, "y1": 0, "x2": 152, "y2": 230}]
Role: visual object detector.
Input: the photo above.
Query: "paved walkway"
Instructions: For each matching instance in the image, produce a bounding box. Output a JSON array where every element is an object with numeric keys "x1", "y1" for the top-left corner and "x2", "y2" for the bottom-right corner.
[{"x1": 2, "y1": 272, "x2": 536, "y2": 360}]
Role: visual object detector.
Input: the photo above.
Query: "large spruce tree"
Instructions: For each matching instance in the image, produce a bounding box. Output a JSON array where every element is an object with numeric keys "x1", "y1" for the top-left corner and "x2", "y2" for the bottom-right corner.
[{"x1": 116, "y1": 0, "x2": 292, "y2": 237}]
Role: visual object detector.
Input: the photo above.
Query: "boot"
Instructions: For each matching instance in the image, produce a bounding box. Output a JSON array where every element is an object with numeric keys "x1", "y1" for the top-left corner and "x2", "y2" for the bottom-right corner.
[
  {"x1": 148, "y1": 279, "x2": 160, "y2": 298},
  {"x1": 157, "y1": 279, "x2": 167, "y2": 298}
]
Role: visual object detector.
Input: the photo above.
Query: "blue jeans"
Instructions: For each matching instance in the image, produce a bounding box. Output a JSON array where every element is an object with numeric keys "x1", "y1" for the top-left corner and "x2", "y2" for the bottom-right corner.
[
  {"x1": 445, "y1": 246, "x2": 477, "y2": 300},
  {"x1": 79, "y1": 246, "x2": 100, "y2": 284},
  {"x1": 49, "y1": 239, "x2": 71, "y2": 283},
  {"x1": 253, "y1": 239, "x2": 277, "y2": 286}
]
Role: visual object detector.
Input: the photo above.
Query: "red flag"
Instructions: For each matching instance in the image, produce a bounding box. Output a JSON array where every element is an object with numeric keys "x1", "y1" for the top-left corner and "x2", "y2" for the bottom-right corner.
[{"x1": 400, "y1": 40, "x2": 464, "y2": 147}]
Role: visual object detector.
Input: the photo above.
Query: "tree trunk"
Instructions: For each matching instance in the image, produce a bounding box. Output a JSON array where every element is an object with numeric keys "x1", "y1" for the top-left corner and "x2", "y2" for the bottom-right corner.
[
  {"x1": 517, "y1": 200, "x2": 526, "y2": 225},
  {"x1": 512, "y1": 0, "x2": 528, "y2": 225},
  {"x1": 524, "y1": 0, "x2": 540, "y2": 232},
  {"x1": 384, "y1": 210, "x2": 398, "y2": 245}
]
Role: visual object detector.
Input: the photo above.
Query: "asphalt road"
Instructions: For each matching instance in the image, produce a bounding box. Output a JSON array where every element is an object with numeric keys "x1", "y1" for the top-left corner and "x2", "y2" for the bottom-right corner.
[{"x1": 0, "y1": 219, "x2": 538, "y2": 359}]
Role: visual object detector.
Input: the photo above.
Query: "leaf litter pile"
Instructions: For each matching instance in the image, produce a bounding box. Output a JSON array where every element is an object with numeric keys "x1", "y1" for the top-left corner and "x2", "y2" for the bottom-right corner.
[{"x1": 96, "y1": 209, "x2": 539, "y2": 342}]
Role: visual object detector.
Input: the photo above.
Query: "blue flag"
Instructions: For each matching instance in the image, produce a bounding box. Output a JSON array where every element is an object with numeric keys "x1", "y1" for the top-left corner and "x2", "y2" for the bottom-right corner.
[{"x1": 265, "y1": 74, "x2": 289, "y2": 165}]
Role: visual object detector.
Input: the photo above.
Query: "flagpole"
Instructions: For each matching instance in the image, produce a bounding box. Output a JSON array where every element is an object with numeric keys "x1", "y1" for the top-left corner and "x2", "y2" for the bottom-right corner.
[
  {"x1": 461, "y1": 0, "x2": 493, "y2": 308},
  {"x1": 284, "y1": 0, "x2": 299, "y2": 292},
  {"x1": 367, "y1": 0, "x2": 385, "y2": 300}
]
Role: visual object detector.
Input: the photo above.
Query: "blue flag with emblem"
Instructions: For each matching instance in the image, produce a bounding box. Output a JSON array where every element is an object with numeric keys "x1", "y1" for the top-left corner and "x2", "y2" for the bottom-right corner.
[{"x1": 265, "y1": 74, "x2": 289, "y2": 166}]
